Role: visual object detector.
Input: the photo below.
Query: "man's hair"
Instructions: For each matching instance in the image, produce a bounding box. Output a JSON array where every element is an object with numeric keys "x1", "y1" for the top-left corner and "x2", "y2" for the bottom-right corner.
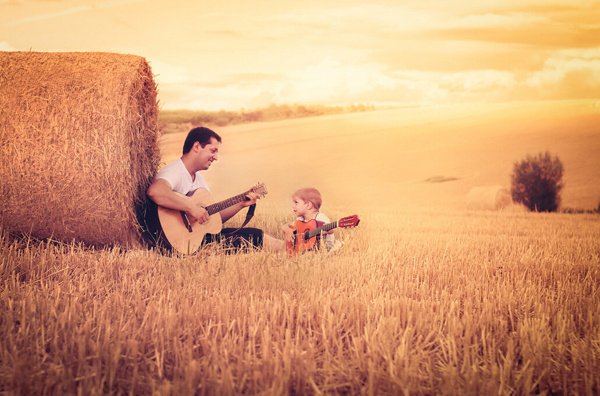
[
  {"x1": 293, "y1": 187, "x2": 322, "y2": 210},
  {"x1": 182, "y1": 127, "x2": 222, "y2": 154}
]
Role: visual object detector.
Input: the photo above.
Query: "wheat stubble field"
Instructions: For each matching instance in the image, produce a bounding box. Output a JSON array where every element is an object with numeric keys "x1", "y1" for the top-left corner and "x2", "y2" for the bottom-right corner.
[{"x1": 1, "y1": 101, "x2": 600, "y2": 394}]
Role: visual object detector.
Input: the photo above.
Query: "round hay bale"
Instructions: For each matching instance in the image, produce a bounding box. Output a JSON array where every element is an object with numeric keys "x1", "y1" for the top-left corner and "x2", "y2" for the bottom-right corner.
[
  {"x1": 0, "y1": 52, "x2": 160, "y2": 247},
  {"x1": 465, "y1": 185, "x2": 512, "y2": 211}
]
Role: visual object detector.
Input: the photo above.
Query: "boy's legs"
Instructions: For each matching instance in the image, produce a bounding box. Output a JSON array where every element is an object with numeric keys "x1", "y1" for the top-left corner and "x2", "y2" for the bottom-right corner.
[{"x1": 262, "y1": 233, "x2": 285, "y2": 252}]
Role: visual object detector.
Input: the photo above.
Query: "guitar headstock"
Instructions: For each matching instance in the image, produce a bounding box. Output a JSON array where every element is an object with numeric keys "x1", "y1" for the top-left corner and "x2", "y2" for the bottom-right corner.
[
  {"x1": 247, "y1": 182, "x2": 268, "y2": 199},
  {"x1": 338, "y1": 214, "x2": 360, "y2": 228}
]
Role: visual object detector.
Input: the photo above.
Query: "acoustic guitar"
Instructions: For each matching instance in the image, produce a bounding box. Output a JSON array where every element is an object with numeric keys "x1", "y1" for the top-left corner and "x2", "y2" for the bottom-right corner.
[
  {"x1": 156, "y1": 183, "x2": 267, "y2": 255},
  {"x1": 286, "y1": 214, "x2": 360, "y2": 254}
]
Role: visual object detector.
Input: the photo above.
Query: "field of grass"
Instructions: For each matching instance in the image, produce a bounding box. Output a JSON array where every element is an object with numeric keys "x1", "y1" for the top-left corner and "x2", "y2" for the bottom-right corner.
[
  {"x1": 1, "y1": 100, "x2": 599, "y2": 394},
  {"x1": 1, "y1": 208, "x2": 599, "y2": 394},
  {"x1": 159, "y1": 100, "x2": 600, "y2": 212}
]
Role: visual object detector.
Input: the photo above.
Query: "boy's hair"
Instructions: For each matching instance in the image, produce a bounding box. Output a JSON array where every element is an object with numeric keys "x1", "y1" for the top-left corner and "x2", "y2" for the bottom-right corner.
[
  {"x1": 182, "y1": 127, "x2": 222, "y2": 154},
  {"x1": 293, "y1": 187, "x2": 322, "y2": 210}
]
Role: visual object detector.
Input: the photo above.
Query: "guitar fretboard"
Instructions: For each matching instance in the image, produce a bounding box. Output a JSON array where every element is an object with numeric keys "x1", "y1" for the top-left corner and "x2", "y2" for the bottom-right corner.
[
  {"x1": 305, "y1": 221, "x2": 338, "y2": 239},
  {"x1": 205, "y1": 193, "x2": 248, "y2": 215}
]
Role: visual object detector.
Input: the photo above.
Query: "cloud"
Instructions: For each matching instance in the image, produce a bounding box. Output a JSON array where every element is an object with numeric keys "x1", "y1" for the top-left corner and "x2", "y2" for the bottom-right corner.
[
  {"x1": 0, "y1": 41, "x2": 15, "y2": 50},
  {"x1": 389, "y1": 69, "x2": 516, "y2": 103},
  {"x1": 426, "y1": 8, "x2": 600, "y2": 48},
  {"x1": 148, "y1": 58, "x2": 191, "y2": 85},
  {"x1": 441, "y1": 70, "x2": 516, "y2": 92},
  {"x1": 95, "y1": 0, "x2": 145, "y2": 8},
  {"x1": 157, "y1": 58, "x2": 399, "y2": 110},
  {"x1": 159, "y1": 83, "x2": 265, "y2": 111},
  {"x1": 385, "y1": 48, "x2": 600, "y2": 103},
  {"x1": 3, "y1": 5, "x2": 91, "y2": 26},
  {"x1": 447, "y1": 12, "x2": 549, "y2": 28},
  {"x1": 270, "y1": 4, "x2": 436, "y2": 32},
  {"x1": 219, "y1": 73, "x2": 283, "y2": 85},
  {"x1": 524, "y1": 48, "x2": 600, "y2": 98},
  {"x1": 204, "y1": 30, "x2": 243, "y2": 38},
  {"x1": 2, "y1": 0, "x2": 145, "y2": 27},
  {"x1": 281, "y1": 58, "x2": 397, "y2": 103}
]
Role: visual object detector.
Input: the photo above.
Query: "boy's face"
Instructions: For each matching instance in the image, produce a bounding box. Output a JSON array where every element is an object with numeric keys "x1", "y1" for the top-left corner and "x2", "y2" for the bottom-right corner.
[{"x1": 291, "y1": 196, "x2": 311, "y2": 217}]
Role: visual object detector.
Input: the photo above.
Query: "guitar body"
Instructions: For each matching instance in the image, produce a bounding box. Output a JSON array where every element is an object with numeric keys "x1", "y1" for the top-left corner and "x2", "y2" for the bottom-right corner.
[
  {"x1": 146, "y1": 183, "x2": 268, "y2": 255},
  {"x1": 285, "y1": 214, "x2": 360, "y2": 255},
  {"x1": 157, "y1": 188, "x2": 222, "y2": 255},
  {"x1": 286, "y1": 219, "x2": 319, "y2": 254}
]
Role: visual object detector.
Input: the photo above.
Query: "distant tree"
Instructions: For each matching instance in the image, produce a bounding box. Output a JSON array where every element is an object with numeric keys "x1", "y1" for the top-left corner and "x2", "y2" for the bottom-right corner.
[{"x1": 511, "y1": 151, "x2": 564, "y2": 212}]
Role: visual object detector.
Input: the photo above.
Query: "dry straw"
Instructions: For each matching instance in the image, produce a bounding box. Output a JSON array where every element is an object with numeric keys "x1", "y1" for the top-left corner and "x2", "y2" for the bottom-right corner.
[
  {"x1": 465, "y1": 185, "x2": 513, "y2": 211},
  {"x1": 0, "y1": 52, "x2": 160, "y2": 247}
]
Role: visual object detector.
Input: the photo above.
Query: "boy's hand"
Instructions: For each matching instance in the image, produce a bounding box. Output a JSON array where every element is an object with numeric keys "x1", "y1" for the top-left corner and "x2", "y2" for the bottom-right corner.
[{"x1": 281, "y1": 223, "x2": 295, "y2": 241}]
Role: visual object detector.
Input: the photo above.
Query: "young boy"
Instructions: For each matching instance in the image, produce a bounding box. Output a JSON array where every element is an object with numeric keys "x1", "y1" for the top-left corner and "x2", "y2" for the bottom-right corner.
[{"x1": 283, "y1": 187, "x2": 335, "y2": 251}]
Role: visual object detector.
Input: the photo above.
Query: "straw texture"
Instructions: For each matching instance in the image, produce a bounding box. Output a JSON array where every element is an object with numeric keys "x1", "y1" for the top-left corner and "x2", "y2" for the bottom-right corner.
[{"x1": 0, "y1": 52, "x2": 159, "y2": 246}]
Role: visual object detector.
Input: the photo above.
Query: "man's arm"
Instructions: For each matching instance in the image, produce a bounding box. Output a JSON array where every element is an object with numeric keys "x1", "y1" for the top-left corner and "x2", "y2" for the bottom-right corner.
[
  {"x1": 219, "y1": 192, "x2": 258, "y2": 223},
  {"x1": 219, "y1": 202, "x2": 246, "y2": 223},
  {"x1": 147, "y1": 179, "x2": 208, "y2": 222}
]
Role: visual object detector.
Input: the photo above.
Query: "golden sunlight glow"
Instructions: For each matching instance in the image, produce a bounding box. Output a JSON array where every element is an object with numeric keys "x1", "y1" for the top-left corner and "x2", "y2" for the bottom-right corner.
[
  {"x1": 1, "y1": 0, "x2": 599, "y2": 110},
  {"x1": 2, "y1": 4, "x2": 600, "y2": 393}
]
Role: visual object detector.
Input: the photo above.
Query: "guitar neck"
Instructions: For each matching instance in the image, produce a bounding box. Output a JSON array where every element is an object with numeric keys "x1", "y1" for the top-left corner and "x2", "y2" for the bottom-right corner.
[
  {"x1": 306, "y1": 221, "x2": 338, "y2": 239},
  {"x1": 205, "y1": 193, "x2": 248, "y2": 215}
]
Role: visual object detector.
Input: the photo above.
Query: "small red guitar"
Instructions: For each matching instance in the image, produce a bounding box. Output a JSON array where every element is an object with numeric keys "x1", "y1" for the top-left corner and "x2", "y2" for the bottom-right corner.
[{"x1": 286, "y1": 214, "x2": 360, "y2": 254}]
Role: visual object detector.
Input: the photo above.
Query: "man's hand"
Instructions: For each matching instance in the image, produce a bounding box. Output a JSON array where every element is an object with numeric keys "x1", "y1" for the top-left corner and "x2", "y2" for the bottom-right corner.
[
  {"x1": 219, "y1": 191, "x2": 259, "y2": 224},
  {"x1": 242, "y1": 192, "x2": 258, "y2": 207},
  {"x1": 188, "y1": 202, "x2": 209, "y2": 224}
]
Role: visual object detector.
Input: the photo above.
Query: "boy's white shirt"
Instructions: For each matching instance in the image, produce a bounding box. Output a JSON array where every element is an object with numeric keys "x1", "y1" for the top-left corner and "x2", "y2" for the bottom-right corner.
[
  {"x1": 155, "y1": 158, "x2": 209, "y2": 195},
  {"x1": 296, "y1": 212, "x2": 335, "y2": 249}
]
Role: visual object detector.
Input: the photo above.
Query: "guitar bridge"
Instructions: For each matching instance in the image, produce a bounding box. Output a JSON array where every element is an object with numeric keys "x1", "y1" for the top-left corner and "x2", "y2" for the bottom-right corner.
[{"x1": 180, "y1": 211, "x2": 193, "y2": 233}]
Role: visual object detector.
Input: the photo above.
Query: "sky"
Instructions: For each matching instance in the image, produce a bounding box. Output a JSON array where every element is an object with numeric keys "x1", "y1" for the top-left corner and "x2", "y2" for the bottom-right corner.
[{"x1": 1, "y1": 0, "x2": 599, "y2": 110}]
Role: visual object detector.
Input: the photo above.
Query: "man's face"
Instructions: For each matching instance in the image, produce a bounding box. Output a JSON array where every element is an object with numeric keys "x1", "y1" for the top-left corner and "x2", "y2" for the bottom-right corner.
[{"x1": 195, "y1": 137, "x2": 220, "y2": 170}]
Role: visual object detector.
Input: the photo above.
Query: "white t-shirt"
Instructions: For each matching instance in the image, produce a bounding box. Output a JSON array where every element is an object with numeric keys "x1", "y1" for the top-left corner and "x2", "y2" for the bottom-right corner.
[
  {"x1": 155, "y1": 158, "x2": 209, "y2": 195},
  {"x1": 297, "y1": 212, "x2": 335, "y2": 249}
]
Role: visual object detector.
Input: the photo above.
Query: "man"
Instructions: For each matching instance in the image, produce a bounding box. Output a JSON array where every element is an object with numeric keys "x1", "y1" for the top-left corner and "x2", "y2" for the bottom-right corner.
[{"x1": 146, "y1": 126, "x2": 284, "y2": 253}]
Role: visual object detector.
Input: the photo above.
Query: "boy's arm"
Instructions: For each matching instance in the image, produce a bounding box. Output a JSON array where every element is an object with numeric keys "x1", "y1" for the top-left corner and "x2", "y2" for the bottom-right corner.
[{"x1": 281, "y1": 222, "x2": 296, "y2": 241}]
